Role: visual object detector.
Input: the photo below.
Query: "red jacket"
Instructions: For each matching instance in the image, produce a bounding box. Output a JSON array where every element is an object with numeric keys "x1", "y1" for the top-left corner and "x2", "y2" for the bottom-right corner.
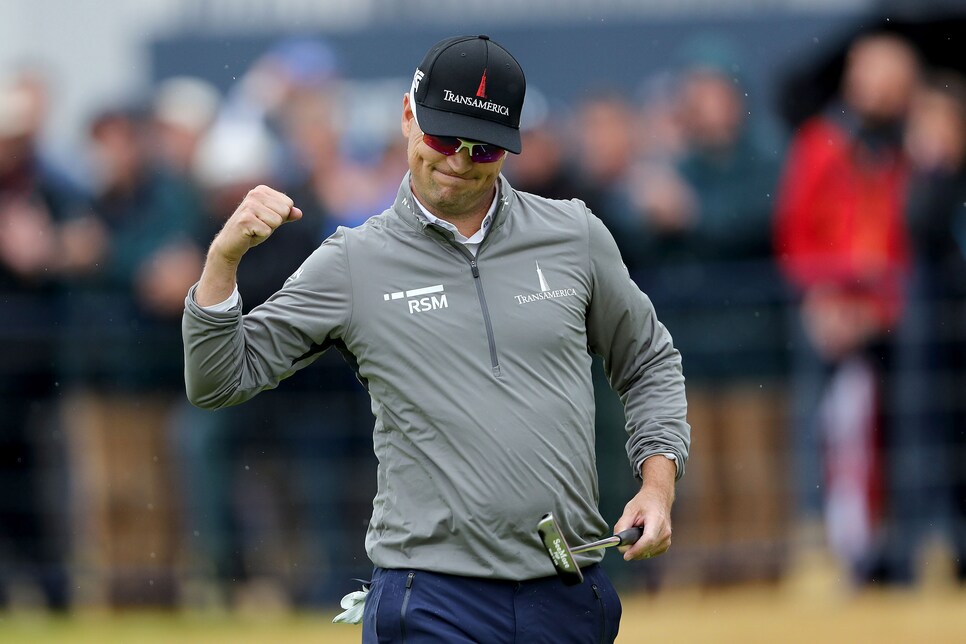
[{"x1": 775, "y1": 116, "x2": 910, "y2": 325}]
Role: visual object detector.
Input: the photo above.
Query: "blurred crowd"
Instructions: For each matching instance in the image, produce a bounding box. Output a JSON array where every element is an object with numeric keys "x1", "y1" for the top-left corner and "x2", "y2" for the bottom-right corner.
[{"x1": 1, "y1": 28, "x2": 965, "y2": 611}]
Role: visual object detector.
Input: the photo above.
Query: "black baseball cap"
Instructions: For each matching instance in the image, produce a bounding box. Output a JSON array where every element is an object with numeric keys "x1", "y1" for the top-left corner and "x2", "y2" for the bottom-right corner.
[{"x1": 410, "y1": 35, "x2": 526, "y2": 154}]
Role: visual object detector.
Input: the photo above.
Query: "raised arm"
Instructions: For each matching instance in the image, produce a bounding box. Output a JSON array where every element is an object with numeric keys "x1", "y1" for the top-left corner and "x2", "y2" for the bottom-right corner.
[
  {"x1": 196, "y1": 184, "x2": 303, "y2": 306},
  {"x1": 183, "y1": 185, "x2": 351, "y2": 410}
]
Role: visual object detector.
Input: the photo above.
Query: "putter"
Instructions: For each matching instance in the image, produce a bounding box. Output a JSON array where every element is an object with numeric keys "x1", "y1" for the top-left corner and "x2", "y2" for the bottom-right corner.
[{"x1": 537, "y1": 512, "x2": 644, "y2": 586}]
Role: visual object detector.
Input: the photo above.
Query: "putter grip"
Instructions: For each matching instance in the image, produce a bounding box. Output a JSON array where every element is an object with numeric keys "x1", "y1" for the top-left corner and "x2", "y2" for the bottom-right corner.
[{"x1": 616, "y1": 527, "x2": 644, "y2": 546}]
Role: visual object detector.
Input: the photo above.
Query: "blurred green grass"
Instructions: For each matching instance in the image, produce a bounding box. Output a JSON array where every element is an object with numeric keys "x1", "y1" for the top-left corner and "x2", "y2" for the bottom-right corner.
[
  {"x1": 2, "y1": 584, "x2": 965, "y2": 643},
  {"x1": 0, "y1": 612, "x2": 360, "y2": 644}
]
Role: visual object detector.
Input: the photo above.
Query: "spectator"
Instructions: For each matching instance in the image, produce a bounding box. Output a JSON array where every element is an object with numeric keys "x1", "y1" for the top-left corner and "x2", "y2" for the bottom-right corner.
[
  {"x1": 151, "y1": 76, "x2": 221, "y2": 178},
  {"x1": 625, "y1": 46, "x2": 788, "y2": 585},
  {"x1": 221, "y1": 36, "x2": 340, "y2": 186},
  {"x1": 901, "y1": 70, "x2": 966, "y2": 583},
  {"x1": 774, "y1": 32, "x2": 920, "y2": 585},
  {"x1": 505, "y1": 87, "x2": 590, "y2": 201},
  {"x1": 572, "y1": 92, "x2": 642, "y2": 267},
  {"x1": 0, "y1": 72, "x2": 94, "y2": 610},
  {"x1": 276, "y1": 87, "x2": 403, "y2": 234},
  {"x1": 59, "y1": 104, "x2": 206, "y2": 606}
]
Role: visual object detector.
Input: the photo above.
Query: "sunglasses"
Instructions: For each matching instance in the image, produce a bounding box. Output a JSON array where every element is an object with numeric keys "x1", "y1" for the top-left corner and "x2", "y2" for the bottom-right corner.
[{"x1": 422, "y1": 133, "x2": 506, "y2": 163}]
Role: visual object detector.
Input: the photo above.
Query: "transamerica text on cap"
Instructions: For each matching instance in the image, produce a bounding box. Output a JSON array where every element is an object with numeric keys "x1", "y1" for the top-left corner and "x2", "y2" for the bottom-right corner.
[{"x1": 442, "y1": 89, "x2": 510, "y2": 116}]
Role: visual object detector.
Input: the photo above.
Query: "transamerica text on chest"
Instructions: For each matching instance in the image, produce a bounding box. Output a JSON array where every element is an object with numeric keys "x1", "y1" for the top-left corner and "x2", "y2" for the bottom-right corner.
[{"x1": 514, "y1": 288, "x2": 577, "y2": 305}]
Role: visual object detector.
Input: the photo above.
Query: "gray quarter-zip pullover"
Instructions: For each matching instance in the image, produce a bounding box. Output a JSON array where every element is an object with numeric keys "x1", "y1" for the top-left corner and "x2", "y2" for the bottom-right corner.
[{"x1": 182, "y1": 175, "x2": 689, "y2": 580}]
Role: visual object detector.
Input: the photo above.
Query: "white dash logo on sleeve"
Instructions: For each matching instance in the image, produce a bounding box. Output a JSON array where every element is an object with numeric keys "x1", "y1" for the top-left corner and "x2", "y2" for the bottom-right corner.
[
  {"x1": 384, "y1": 284, "x2": 448, "y2": 314},
  {"x1": 285, "y1": 265, "x2": 305, "y2": 284}
]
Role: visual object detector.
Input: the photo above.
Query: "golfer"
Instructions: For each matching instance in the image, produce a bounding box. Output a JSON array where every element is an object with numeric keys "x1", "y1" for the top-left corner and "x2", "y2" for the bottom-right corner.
[{"x1": 183, "y1": 35, "x2": 689, "y2": 643}]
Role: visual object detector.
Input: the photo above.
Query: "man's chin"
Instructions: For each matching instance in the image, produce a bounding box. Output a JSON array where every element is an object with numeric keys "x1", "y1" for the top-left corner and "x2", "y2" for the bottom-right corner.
[{"x1": 428, "y1": 184, "x2": 477, "y2": 209}]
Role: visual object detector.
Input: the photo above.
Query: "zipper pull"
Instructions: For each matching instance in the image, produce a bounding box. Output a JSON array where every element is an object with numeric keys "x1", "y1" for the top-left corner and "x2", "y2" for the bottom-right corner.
[{"x1": 470, "y1": 261, "x2": 480, "y2": 278}]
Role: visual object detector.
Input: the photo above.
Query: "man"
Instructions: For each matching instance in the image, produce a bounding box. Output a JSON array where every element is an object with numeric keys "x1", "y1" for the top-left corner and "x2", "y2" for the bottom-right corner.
[
  {"x1": 183, "y1": 35, "x2": 689, "y2": 642},
  {"x1": 0, "y1": 72, "x2": 87, "y2": 610},
  {"x1": 774, "y1": 33, "x2": 919, "y2": 585}
]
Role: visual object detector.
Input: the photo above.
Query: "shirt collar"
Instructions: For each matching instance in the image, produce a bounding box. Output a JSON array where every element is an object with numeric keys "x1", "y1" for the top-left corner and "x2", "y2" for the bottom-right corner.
[{"x1": 410, "y1": 180, "x2": 500, "y2": 244}]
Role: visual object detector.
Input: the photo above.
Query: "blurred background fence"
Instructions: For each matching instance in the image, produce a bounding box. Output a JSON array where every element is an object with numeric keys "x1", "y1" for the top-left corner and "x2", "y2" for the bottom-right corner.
[{"x1": 2, "y1": 0, "x2": 966, "y2": 621}]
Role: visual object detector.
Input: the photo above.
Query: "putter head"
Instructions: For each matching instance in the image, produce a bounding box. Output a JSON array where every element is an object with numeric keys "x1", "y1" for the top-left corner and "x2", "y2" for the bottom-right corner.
[{"x1": 536, "y1": 512, "x2": 584, "y2": 586}]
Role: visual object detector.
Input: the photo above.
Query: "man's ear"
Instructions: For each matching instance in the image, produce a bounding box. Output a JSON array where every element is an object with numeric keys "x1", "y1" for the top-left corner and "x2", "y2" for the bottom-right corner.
[{"x1": 401, "y1": 93, "x2": 414, "y2": 138}]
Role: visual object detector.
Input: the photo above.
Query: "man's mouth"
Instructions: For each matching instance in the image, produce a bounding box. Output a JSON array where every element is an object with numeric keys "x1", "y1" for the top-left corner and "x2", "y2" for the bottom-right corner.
[{"x1": 433, "y1": 169, "x2": 473, "y2": 183}]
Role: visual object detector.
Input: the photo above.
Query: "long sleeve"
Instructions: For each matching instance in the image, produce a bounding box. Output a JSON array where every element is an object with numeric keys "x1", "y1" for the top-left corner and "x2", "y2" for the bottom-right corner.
[
  {"x1": 583, "y1": 208, "x2": 690, "y2": 479},
  {"x1": 182, "y1": 229, "x2": 353, "y2": 409}
]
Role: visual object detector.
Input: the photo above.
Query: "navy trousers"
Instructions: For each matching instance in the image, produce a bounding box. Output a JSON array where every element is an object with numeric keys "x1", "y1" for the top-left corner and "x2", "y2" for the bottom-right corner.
[{"x1": 361, "y1": 564, "x2": 622, "y2": 643}]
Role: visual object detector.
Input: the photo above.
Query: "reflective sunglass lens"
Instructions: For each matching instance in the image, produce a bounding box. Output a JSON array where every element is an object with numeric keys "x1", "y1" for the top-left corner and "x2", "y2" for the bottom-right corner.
[{"x1": 422, "y1": 134, "x2": 506, "y2": 163}]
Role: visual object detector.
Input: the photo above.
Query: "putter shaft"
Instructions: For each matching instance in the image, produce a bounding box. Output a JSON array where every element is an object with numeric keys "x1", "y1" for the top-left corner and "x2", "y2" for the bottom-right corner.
[{"x1": 570, "y1": 527, "x2": 643, "y2": 554}]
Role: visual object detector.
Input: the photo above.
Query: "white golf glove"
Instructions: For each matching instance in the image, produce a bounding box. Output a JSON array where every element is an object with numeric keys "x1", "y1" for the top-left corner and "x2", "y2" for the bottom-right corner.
[{"x1": 332, "y1": 584, "x2": 369, "y2": 624}]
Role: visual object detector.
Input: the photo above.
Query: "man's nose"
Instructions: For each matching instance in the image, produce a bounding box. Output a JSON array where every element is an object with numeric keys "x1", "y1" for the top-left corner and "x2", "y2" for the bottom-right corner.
[{"x1": 446, "y1": 149, "x2": 474, "y2": 173}]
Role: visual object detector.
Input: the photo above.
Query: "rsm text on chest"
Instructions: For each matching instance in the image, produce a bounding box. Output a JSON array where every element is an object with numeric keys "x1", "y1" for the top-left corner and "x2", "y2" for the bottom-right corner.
[{"x1": 409, "y1": 294, "x2": 449, "y2": 314}]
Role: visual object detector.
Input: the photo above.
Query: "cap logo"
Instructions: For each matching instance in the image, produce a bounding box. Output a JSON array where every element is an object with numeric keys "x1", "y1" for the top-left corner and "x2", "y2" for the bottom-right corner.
[
  {"x1": 442, "y1": 89, "x2": 509, "y2": 116},
  {"x1": 412, "y1": 69, "x2": 425, "y2": 94},
  {"x1": 476, "y1": 69, "x2": 488, "y2": 99}
]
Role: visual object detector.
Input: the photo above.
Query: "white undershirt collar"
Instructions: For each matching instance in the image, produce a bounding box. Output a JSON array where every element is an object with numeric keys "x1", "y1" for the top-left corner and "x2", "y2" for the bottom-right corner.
[{"x1": 411, "y1": 182, "x2": 499, "y2": 257}]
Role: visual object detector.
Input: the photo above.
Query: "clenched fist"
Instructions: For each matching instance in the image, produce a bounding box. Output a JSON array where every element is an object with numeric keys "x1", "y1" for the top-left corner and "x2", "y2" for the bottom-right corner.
[
  {"x1": 195, "y1": 185, "x2": 302, "y2": 307},
  {"x1": 212, "y1": 185, "x2": 303, "y2": 263}
]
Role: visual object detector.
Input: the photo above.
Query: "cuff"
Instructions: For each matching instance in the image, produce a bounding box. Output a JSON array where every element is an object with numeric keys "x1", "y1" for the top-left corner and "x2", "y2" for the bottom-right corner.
[
  {"x1": 636, "y1": 452, "x2": 680, "y2": 480},
  {"x1": 200, "y1": 285, "x2": 240, "y2": 312}
]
